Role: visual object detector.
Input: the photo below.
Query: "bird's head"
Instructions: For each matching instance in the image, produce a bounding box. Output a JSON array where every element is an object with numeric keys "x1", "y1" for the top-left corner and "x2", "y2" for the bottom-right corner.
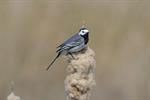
[
  {"x1": 78, "y1": 27, "x2": 89, "y2": 36},
  {"x1": 78, "y1": 27, "x2": 89, "y2": 44}
]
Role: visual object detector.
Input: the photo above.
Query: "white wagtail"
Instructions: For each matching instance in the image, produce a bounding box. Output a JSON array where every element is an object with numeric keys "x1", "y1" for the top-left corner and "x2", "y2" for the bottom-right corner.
[{"x1": 46, "y1": 27, "x2": 89, "y2": 70}]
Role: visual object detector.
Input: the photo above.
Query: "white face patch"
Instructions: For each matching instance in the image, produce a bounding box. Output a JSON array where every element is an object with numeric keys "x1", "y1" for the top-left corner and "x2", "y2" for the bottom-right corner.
[{"x1": 79, "y1": 29, "x2": 89, "y2": 36}]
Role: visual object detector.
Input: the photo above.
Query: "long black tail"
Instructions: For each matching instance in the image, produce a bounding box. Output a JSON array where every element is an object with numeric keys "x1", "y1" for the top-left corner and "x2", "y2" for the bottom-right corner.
[{"x1": 46, "y1": 52, "x2": 61, "y2": 70}]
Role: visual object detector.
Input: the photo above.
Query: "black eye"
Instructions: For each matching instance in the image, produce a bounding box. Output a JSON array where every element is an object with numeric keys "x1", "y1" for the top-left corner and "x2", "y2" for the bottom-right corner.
[{"x1": 82, "y1": 31, "x2": 85, "y2": 33}]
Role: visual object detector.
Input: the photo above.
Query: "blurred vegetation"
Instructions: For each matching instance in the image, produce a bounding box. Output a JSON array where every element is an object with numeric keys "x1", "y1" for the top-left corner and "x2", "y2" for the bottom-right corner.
[{"x1": 0, "y1": 0, "x2": 150, "y2": 100}]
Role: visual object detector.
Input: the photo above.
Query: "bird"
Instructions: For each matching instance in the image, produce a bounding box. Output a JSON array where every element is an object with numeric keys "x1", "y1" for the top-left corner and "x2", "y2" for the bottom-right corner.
[{"x1": 46, "y1": 27, "x2": 89, "y2": 70}]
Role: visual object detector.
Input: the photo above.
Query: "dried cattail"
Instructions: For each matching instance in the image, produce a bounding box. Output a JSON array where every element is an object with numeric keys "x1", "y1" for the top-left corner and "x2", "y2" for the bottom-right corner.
[
  {"x1": 7, "y1": 81, "x2": 21, "y2": 100},
  {"x1": 7, "y1": 92, "x2": 21, "y2": 100},
  {"x1": 64, "y1": 47, "x2": 96, "y2": 100}
]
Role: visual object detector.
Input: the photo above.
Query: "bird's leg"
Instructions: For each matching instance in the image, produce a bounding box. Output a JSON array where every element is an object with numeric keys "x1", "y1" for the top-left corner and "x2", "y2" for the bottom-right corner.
[{"x1": 68, "y1": 52, "x2": 75, "y2": 59}]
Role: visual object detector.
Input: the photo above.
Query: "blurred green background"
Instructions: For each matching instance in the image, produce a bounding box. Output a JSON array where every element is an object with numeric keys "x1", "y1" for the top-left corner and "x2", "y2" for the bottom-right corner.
[{"x1": 0, "y1": 0, "x2": 150, "y2": 100}]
